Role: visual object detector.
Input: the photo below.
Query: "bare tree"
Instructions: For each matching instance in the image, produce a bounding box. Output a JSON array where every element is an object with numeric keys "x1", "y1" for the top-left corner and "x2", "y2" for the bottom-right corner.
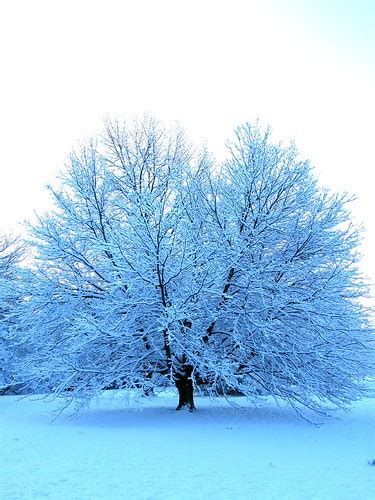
[
  {"x1": 0, "y1": 234, "x2": 26, "y2": 279},
  {"x1": 0, "y1": 234, "x2": 27, "y2": 393},
  {"x1": 12, "y1": 118, "x2": 374, "y2": 416}
]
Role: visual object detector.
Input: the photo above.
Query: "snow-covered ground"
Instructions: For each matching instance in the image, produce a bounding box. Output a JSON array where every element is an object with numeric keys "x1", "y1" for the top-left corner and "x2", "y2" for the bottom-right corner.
[{"x1": 1, "y1": 391, "x2": 374, "y2": 499}]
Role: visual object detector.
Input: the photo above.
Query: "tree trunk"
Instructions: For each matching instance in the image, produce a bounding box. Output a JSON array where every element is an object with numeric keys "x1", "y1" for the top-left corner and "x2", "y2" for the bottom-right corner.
[{"x1": 174, "y1": 363, "x2": 196, "y2": 412}]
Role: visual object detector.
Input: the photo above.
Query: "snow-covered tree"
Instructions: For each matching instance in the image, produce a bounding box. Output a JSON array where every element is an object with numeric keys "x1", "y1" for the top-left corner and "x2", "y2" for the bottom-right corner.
[
  {"x1": 191, "y1": 123, "x2": 374, "y2": 414},
  {"x1": 12, "y1": 118, "x2": 374, "y2": 415},
  {"x1": 0, "y1": 234, "x2": 27, "y2": 393},
  {"x1": 13, "y1": 118, "x2": 211, "y2": 407}
]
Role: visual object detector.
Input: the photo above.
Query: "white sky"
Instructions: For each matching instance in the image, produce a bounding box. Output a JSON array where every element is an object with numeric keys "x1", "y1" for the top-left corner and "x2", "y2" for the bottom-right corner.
[{"x1": 0, "y1": 0, "x2": 374, "y2": 285}]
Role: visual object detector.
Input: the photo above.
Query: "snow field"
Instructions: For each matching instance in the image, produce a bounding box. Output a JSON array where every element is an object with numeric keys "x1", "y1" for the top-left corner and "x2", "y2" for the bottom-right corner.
[{"x1": 1, "y1": 392, "x2": 374, "y2": 499}]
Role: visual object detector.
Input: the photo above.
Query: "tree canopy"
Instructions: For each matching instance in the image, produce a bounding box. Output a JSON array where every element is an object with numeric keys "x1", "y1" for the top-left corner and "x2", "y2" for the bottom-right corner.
[{"x1": 5, "y1": 117, "x2": 374, "y2": 415}]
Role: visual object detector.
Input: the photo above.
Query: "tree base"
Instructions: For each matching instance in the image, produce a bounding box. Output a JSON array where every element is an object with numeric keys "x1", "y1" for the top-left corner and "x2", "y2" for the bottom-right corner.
[
  {"x1": 176, "y1": 402, "x2": 196, "y2": 412},
  {"x1": 174, "y1": 363, "x2": 196, "y2": 412}
]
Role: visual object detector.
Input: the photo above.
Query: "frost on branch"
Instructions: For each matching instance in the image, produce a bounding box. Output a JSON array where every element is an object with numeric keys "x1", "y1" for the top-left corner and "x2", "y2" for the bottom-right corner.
[{"x1": 10, "y1": 118, "x2": 374, "y2": 415}]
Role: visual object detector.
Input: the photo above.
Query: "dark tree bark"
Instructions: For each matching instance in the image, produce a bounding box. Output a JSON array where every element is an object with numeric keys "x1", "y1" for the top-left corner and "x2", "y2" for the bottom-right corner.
[{"x1": 174, "y1": 362, "x2": 196, "y2": 412}]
